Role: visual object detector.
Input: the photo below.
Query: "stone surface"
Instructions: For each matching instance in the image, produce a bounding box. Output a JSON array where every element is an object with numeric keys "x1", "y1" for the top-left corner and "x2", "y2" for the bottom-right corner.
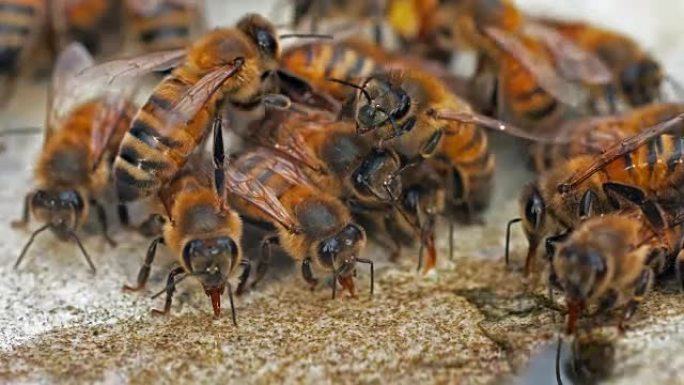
[{"x1": 1, "y1": 1, "x2": 684, "y2": 384}]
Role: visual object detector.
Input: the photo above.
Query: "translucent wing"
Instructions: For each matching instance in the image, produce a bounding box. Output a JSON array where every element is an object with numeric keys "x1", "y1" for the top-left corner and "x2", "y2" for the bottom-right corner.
[
  {"x1": 523, "y1": 22, "x2": 613, "y2": 85},
  {"x1": 89, "y1": 92, "x2": 135, "y2": 170},
  {"x1": 159, "y1": 60, "x2": 244, "y2": 136},
  {"x1": 225, "y1": 166, "x2": 300, "y2": 233},
  {"x1": 254, "y1": 147, "x2": 317, "y2": 187},
  {"x1": 47, "y1": 42, "x2": 96, "y2": 138},
  {"x1": 558, "y1": 113, "x2": 684, "y2": 193},
  {"x1": 484, "y1": 26, "x2": 588, "y2": 108},
  {"x1": 74, "y1": 49, "x2": 187, "y2": 86}
]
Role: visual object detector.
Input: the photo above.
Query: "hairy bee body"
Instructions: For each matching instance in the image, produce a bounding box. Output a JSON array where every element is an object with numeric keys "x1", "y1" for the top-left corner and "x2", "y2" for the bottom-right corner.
[
  {"x1": 530, "y1": 103, "x2": 684, "y2": 173},
  {"x1": 115, "y1": 15, "x2": 280, "y2": 202},
  {"x1": 280, "y1": 39, "x2": 382, "y2": 100}
]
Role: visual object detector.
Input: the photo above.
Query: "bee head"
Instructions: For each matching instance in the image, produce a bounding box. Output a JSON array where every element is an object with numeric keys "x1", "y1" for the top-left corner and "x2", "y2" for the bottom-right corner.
[
  {"x1": 555, "y1": 244, "x2": 608, "y2": 303},
  {"x1": 316, "y1": 224, "x2": 366, "y2": 276},
  {"x1": 31, "y1": 189, "x2": 85, "y2": 240},
  {"x1": 182, "y1": 236, "x2": 239, "y2": 290},
  {"x1": 237, "y1": 13, "x2": 280, "y2": 60},
  {"x1": 620, "y1": 58, "x2": 662, "y2": 106},
  {"x1": 352, "y1": 148, "x2": 402, "y2": 201}
]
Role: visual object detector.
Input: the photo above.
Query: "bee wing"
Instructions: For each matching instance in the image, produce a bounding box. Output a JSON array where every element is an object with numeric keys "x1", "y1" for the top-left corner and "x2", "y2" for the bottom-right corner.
[
  {"x1": 523, "y1": 22, "x2": 613, "y2": 85},
  {"x1": 46, "y1": 42, "x2": 96, "y2": 139},
  {"x1": 89, "y1": 91, "x2": 136, "y2": 170},
  {"x1": 74, "y1": 49, "x2": 187, "y2": 86},
  {"x1": 124, "y1": 0, "x2": 165, "y2": 16},
  {"x1": 159, "y1": 61, "x2": 244, "y2": 137},
  {"x1": 255, "y1": 147, "x2": 318, "y2": 188},
  {"x1": 225, "y1": 165, "x2": 300, "y2": 233},
  {"x1": 558, "y1": 113, "x2": 684, "y2": 193},
  {"x1": 484, "y1": 26, "x2": 588, "y2": 108}
]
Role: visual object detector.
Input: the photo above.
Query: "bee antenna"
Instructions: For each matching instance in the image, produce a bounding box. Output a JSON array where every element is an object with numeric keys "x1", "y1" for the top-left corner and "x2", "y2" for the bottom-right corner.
[
  {"x1": 356, "y1": 257, "x2": 374, "y2": 296},
  {"x1": 505, "y1": 217, "x2": 522, "y2": 266},
  {"x1": 14, "y1": 223, "x2": 51, "y2": 270},
  {"x1": 556, "y1": 334, "x2": 564, "y2": 385},
  {"x1": 69, "y1": 229, "x2": 97, "y2": 274},
  {"x1": 325, "y1": 77, "x2": 373, "y2": 105},
  {"x1": 279, "y1": 33, "x2": 334, "y2": 40},
  {"x1": 151, "y1": 273, "x2": 189, "y2": 299}
]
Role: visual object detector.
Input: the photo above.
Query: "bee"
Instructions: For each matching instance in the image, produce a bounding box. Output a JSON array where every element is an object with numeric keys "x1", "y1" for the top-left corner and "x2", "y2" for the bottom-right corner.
[
  {"x1": 252, "y1": 110, "x2": 403, "y2": 206},
  {"x1": 531, "y1": 17, "x2": 667, "y2": 107},
  {"x1": 530, "y1": 103, "x2": 684, "y2": 173},
  {"x1": 290, "y1": 0, "x2": 385, "y2": 44},
  {"x1": 506, "y1": 114, "x2": 684, "y2": 276},
  {"x1": 75, "y1": 13, "x2": 325, "y2": 203},
  {"x1": 123, "y1": 115, "x2": 245, "y2": 324},
  {"x1": 11, "y1": 42, "x2": 136, "y2": 272},
  {"x1": 340, "y1": 68, "x2": 509, "y2": 221},
  {"x1": 226, "y1": 145, "x2": 372, "y2": 299},
  {"x1": 0, "y1": 0, "x2": 45, "y2": 100},
  {"x1": 551, "y1": 208, "x2": 684, "y2": 334},
  {"x1": 124, "y1": 0, "x2": 204, "y2": 52}
]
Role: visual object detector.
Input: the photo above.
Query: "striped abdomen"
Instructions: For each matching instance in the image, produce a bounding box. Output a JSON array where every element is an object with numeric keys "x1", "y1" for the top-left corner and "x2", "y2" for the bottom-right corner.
[
  {"x1": 280, "y1": 41, "x2": 380, "y2": 99},
  {"x1": 0, "y1": 0, "x2": 42, "y2": 74},
  {"x1": 129, "y1": 2, "x2": 195, "y2": 51},
  {"x1": 114, "y1": 68, "x2": 216, "y2": 202},
  {"x1": 438, "y1": 120, "x2": 495, "y2": 211}
]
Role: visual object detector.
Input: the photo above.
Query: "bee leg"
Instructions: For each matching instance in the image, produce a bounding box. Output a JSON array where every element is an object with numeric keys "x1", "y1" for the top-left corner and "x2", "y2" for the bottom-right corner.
[
  {"x1": 252, "y1": 234, "x2": 279, "y2": 290},
  {"x1": 151, "y1": 266, "x2": 185, "y2": 316},
  {"x1": 545, "y1": 232, "x2": 569, "y2": 301},
  {"x1": 91, "y1": 199, "x2": 117, "y2": 247},
  {"x1": 235, "y1": 259, "x2": 251, "y2": 296},
  {"x1": 11, "y1": 192, "x2": 33, "y2": 229},
  {"x1": 136, "y1": 214, "x2": 166, "y2": 238},
  {"x1": 577, "y1": 189, "x2": 598, "y2": 219},
  {"x1": 595, "y1": 289, "x2": 620, "y2": 316},
  {"x1": 123, "y1": 237, "x2": 163, "y2": 292},
  {"x1": 602, "y1": 182, "x2": 666, "y2": 230},
  {"x1": 301, "y1": 257, "x2": 319, "y2": 291},
  {"x1": 604, "y1": 84, "x2": 617, "y2": 114},
  {"x1": 117, "y1": 203, "x2": 130, "y2": 227},
  {"x1": 618, "y1": 268, "x2": 653, "y2": 333}
]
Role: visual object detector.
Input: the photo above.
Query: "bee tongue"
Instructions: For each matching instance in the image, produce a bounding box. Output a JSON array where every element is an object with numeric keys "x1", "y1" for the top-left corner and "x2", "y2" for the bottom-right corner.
[
  {"x1": 206, "y1": 288, "x2": 222, "y2": 317},
  {"x1": 338, "y1": 275, "x2": 356, "y2": 298}
]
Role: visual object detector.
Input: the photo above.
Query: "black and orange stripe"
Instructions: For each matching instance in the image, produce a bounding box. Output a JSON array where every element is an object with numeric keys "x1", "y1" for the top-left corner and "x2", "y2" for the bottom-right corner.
[
  {"x1": 0, "y1": 0, "x2": 42, "y2": 73},
  {"x1": 128, "y1": 1, "x2": 197, "y2": 51}
]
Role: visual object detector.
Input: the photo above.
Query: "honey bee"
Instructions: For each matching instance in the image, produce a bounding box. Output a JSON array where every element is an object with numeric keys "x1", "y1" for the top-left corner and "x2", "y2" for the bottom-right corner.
[
  {"x1": 531, "y1": 17, "x2": 667, "y2": 107},
  {"x1": 124, "y1": 115, "x2": 245, "y2": 324},
  {"x1": 551, "y1": 209, "x2": 684, "y2": 334},
  {"x1": 530, "y1": 103, "x2": 684, "y2": 173},
  {"x1": 506, "y1": 114, "x2": 684, "y2": 276},
  {"x1": 11, "y1": 42, "x2": 136, "y2": 272},
  {"x1": 0, "y1": 0, "x2": 45, "y2": 100},
  {"x1": 75, "y1": 13, "x2": 325, "y2": 203},
  {"x1": 124, "y1": 0, "x2": 204, "y2": 52},
  {"x1": 226, "y1": 146, "x2": 372, "y2": 298}
]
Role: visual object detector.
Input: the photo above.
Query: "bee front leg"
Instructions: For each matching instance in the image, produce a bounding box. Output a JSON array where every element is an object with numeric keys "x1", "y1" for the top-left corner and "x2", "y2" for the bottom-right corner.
[
  {"x1": 123, "y1": 237, "x2": 164, "y2": 292},
  {"x1": 235, "y1": 259, "x2": 251, "y2": 296},
  {"x1": 151, "y1": 266, "x2": 185, "y2": 316},
  {"x1": 618, "y1": 268, "x2": 653, "y2": 333},
  {"x1": 301, "y1": 257, "x2": 318, "y2": 291},
  {"x1": 91, "y1": 199, "x2": 116, "y2": 247},
  {"x1": 11, "y1": 193, "x2": 33, "y2": 229},
  {"x1": 251, "y1": 234, "x2": 279, "y2": 290},
  {"x1": 117, "y1": 203, "x2": 130, "y2": 227}
]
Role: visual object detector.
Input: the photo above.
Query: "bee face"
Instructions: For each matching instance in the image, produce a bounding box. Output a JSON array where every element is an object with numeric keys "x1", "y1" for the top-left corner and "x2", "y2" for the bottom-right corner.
[
  {"x1": 182, "y1": 236, "x2": 238, "y2": 290},
  {"x1": 352, "y1": 149, "x2": 402, "y2": 201},
  {"x1": 31, "y1": 189, "x2": 85, "y2": 239},
  {"x1": 555, "y1": 245, "x2": 608, "y2": 302},
  {"x1": 237, "y1": 14, "x2": 279, "y2": 60},
  {"x1": 316, "y1": 224, "x2": 366, "y2": 274},
  {"x1": 620, "y1": 59, "x2": 662, "y2": 106}
]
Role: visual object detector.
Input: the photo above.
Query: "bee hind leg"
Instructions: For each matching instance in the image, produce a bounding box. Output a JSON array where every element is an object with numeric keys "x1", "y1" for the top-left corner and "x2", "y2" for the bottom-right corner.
[
  {"x1": 301, "y1": 257, "x2": 319, "y2": 291},
  {"x1": 251, "y1": 234, "x2": 279, "y2": 290}
]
